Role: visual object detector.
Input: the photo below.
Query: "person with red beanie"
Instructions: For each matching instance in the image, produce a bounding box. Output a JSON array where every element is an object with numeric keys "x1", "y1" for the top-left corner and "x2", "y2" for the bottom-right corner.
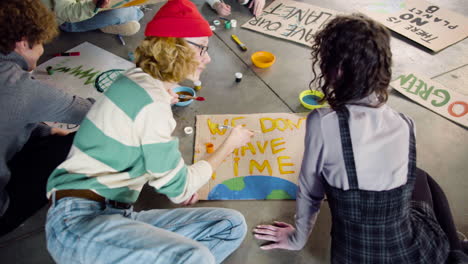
[{"x1": 45, "y1": 0, "x2": 252, "y2": 263}]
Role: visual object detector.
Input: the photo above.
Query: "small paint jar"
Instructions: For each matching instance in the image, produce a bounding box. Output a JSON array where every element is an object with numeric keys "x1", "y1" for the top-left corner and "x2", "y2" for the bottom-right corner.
[
  {"x1": 184, "y1": 126, "x2": 193, "y2": 135},
  {"x1": 231, "y1": 19, "x2": 237, "y2": 28},
  {"x1": 194, "y1": 80, "x2": 202, "y2": 91},
  {"x1": 213, "y1": 20, "x2": 221, "y2": 26},
  {"x1": 46, "y1": 66, "x2": 54, "y2": 75},
  {"x1": 235, "y1": 72, "x2": 243, "y2": 82},
  {"x1": 206, "y1": 143, "x2": 215, "y2": 153},
  {"x1": 224, "y1": 21, "x2": 231, "y2": 29}
]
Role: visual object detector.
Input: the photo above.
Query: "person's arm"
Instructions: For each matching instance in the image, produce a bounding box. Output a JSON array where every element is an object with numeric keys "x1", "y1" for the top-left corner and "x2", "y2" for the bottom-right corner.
[
  {"x1": 53, "y1": 0, "x2": 109, "y2": 23},
  {"x1": 138, "y1": 102, "x2": 253, "y2": 204},
  {"x1": 205, "y1": 0, "x2": 231, "y2": 16},
  {"x1": 254, "y1": 110, "x2": 325, "y2": 250},
  {"x1": 22, "y1": 74, "x2": 93, "y2": 127}
]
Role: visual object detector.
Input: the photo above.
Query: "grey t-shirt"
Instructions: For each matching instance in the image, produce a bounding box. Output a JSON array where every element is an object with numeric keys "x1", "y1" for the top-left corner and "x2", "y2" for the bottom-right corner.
[{"x1": 0, "y1": 52, "x2": 92, "y2": 216}]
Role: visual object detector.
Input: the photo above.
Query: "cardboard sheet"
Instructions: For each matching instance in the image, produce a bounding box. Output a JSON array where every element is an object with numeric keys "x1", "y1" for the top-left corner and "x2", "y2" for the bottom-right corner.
[
  {"x1": 33, "y1": 42, "x2": 134, "y2": 129},
  {"x1": 391, "y1": 72, "x2": 468, "y2": 127},
  {"x1": 362, "y1": 0, "x2": 468, "y2": 52},
  {"x1": 242, "y1": 0, "x2": 339, "y2": 46},
  {"x1": 194, "y1": 112, "x2": 309, "y2": 200}
]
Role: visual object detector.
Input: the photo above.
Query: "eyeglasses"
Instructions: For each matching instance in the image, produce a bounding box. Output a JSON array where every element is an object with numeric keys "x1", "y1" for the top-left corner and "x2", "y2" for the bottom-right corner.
[{"x1": 186, "y1": 40, "x2": 209, "y2": 56}]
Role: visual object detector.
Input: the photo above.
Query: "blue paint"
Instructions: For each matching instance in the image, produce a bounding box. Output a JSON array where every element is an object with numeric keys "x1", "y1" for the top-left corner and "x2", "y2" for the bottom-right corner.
[
  {"x1": 303, "y1": 95, "x2": 321, "y2": 105},
  {"x1": 208, "y1": 175, "x2": 297, "y2": 200}
]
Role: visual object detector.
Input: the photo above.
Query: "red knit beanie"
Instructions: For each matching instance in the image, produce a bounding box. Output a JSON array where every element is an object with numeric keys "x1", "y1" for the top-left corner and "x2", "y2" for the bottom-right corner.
[{"x1": 145, "y1": 0, "x2": 212, "y2": 38}]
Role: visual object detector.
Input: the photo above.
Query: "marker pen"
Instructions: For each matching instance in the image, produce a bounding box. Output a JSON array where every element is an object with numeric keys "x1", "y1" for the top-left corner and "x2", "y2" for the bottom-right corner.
[{"x1": 54, "y1": 52, "x2": 80, "y2": 57}]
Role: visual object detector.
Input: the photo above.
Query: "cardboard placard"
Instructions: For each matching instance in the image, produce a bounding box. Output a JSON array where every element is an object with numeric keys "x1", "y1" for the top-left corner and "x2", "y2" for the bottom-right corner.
[
  {"x1": 107, "y1": 0, "x2": 164, "y2": 9},
  {"x1": 391, "y1": 72, "x2": 468, "y2": 127},
  {"x1": 33, "y1": 42, "x2": 134, "y2": 129},
  {"x1": 194, "y1": 113, "x2": 308, "y2": 200},
  {"x1": 242, "y1": 0, "x2": 339, "y2": 47},
  {"x1": 362, "y1": 0, "x2": 468, "y2": 52}
]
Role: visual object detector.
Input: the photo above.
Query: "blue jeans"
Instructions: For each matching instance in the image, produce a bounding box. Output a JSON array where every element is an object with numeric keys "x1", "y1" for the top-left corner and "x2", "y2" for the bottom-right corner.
[
  {"x1": 46, "y1": 197, "x2": 247, "y2": 264},
  {"x1": 60, "y1": 7, "x2": 144, "y2": 32}
]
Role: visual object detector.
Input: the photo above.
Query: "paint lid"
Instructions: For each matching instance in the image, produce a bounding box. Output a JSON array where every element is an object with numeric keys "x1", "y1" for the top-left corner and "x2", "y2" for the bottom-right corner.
[
  {"x1": 213, "y1": 20, "x2": 221, "y2": 26},
  {"x1": 210, "y1": 25, "x2": 216, "y2": 31},
  {"x1": 184, "y1": 126, "x2": 193, "y2": 134},
  {"x1": 235, "y1": 72, "x2": 243, "y2": 78}
]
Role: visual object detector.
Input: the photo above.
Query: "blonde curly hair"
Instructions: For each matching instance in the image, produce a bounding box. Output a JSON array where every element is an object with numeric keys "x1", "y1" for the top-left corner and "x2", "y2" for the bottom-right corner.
[{"x1": 135, "y1": 37, "x2": 199, "y2": 83}]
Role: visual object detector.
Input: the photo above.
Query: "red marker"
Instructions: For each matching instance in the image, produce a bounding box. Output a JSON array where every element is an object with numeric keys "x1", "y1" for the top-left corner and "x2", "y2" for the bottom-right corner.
[{"x1": 54, "y1": 52, "x2": 80, "y2": 57}]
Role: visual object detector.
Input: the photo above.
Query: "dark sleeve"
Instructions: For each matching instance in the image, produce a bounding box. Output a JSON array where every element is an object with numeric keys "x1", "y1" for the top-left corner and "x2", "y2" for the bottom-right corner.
[
  {"x1": 288, "y1": 110, "x2": 326, "y2": 250},
  {"x1": 30, "y1": 123, "x2": 52, "y2": 138},
  {"x1": 23, "y1": 74, "x2": 93, "y2": 124}
]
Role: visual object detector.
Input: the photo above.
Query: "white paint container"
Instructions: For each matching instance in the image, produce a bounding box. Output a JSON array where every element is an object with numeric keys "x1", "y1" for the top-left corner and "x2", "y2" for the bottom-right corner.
[{"x1": 231, "y1": 19, "x2": 237, "y2": 28}]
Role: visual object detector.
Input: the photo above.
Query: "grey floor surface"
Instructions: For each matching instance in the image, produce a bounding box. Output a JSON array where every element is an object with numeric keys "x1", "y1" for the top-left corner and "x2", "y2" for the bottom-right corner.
[{"x1": 0, "y1": 0, "x2": 467, "y2": 263}]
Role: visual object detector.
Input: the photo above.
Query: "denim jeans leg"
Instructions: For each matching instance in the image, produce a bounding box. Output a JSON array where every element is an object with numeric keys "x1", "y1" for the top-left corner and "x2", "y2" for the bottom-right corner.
[
  {"x1": 133, "y1": 207, "x2": 248, "y2": 264},
  {"x1": 60, "y1": 7, "x2": 144, "y2": 32},
  {"x1": 46, "y1": 198, "x2": 219, "y2": 264}
]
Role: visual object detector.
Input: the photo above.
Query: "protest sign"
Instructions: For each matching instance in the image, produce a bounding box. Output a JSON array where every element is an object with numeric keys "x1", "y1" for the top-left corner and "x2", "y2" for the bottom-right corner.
[
  {"x1": 33, "y1": 42, "x2": 134, "y2": 129},
  {"x1": 242, "y1": 0, "x2": 339, "y2": 46},
  {"x1": 362, "y1": 0, "x2": 468, "y2": 52},
  {"x1": 194, "y1": 113, "x2": 308, "y2": 200},
  {"x1": 391, "y1": 72, "x2": 468, "y2": 127}
]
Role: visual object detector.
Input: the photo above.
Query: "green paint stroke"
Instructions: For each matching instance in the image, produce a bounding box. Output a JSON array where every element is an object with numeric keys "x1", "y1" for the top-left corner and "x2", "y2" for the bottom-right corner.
[
  {"x1": 54, "y1": 65, "x2": 101, "y2": 85},
  {"x1": 223, "y1": 177, "x2": 246, "y2": 191},
  {"x1": 267, "y1": 190, "x2": 292, "y2": 199}
]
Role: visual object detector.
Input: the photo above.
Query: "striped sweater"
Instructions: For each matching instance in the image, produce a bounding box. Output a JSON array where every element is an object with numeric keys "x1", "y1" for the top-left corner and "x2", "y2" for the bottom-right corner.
[{"x1": 46, "y1": 68, "x2": 212, "y2": 204}]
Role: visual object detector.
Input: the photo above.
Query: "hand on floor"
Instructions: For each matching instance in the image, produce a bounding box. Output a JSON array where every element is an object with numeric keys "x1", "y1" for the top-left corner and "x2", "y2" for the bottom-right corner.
[
  {"x1": 254, "y1": 221, "x2": 296, "y2": 250},
  {"x1": 249, "y1": 0, "x2": 265, "y2": 16},
  {"x1": 214, "y1": 2, "x2": 231, "y2": 17}
]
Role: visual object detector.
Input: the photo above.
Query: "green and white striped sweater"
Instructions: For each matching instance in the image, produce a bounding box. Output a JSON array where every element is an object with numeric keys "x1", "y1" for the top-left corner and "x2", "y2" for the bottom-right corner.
[{"x1": 46, "y1": 68, "x2": 212, "y2": 204}]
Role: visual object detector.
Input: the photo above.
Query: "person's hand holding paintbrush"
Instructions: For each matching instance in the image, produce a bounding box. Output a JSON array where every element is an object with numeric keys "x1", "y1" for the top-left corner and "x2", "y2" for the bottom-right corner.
[{"x1": 93, "y1": 0, "x2": 111, "y2": 12}]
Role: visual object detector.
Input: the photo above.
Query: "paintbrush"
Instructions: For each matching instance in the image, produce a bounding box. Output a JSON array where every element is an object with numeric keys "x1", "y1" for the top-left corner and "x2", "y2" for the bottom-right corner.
[
  {"x1": 178, "y1": 95, "x2": 205, "y2": 101},
  {"x1": 218, "y1": 124, "x2": 261, "y2": 133},
  {"x1": 231, "y1": 35, "x2": 247, "y2": 52}
]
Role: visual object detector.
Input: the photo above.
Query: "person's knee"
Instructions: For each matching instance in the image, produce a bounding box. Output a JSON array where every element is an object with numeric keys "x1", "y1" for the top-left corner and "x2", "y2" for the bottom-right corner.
[
  {"x1": 223, "y1": 209, "x2": 248, "y2": 240},
  {"x1": 107, "y1": 7, "x2": 143, "y2": 24},
  {"x1": 179, "y1": 243, "x2": 215, "y2": 264}
]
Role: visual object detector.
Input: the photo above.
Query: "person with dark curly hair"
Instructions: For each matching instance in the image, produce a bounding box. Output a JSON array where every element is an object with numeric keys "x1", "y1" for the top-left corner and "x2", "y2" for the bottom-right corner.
[
  {"x1": 253, "y1": 14, "x2": 468, "y2": 263},
  {"x1": 0, "y1": 0, "x2": 93, "y2": 236}
]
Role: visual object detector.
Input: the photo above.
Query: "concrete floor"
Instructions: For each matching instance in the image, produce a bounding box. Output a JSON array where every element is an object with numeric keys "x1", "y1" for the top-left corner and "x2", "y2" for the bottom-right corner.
[{"x1": 0, "y1": 0, "x2": 467, "y2": 263}]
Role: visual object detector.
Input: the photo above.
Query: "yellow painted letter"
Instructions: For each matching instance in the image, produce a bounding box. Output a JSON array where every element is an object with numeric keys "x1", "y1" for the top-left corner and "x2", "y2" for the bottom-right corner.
[
  {"x1": 260, "y1": 118, "x2": 275, "y2": 133},
  {"x1": 278, "y1": 156, "x2": 295, "y2": 174},
  {"x1": 249, "y1": 160, "x2": 272, "y2": 175},
  {"x1": 271, "y1": 137, "x2": 286, "y2": 154}
]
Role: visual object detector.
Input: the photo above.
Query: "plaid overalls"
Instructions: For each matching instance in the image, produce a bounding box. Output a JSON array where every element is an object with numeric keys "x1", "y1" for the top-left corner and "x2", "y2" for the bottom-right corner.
[{"x1": 323, "y1": 108, "x2": 449, "y2": 263}]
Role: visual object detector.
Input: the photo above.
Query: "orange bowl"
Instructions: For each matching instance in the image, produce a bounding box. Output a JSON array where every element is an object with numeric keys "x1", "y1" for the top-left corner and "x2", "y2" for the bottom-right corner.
[{"x1": 251, "y1": 51, "x2": 276, "y2": 68}]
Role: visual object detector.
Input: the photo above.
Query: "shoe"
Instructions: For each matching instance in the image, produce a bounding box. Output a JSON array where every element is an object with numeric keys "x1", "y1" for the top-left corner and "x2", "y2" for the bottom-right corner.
[{"x1": 100, "y1": 21, "x2": 140, "y2": 36}]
